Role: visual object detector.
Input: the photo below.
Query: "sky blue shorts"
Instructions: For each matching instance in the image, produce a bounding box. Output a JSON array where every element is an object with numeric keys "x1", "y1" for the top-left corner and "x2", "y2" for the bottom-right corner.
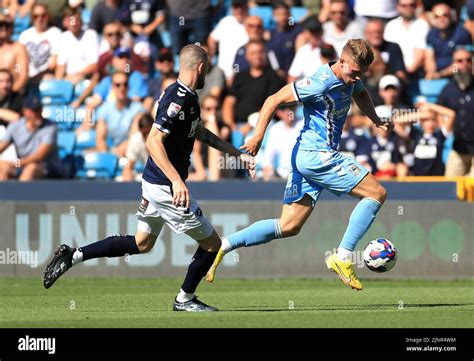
[{"x1": 283, "y1": 146, "x2": 369, "y2": 205}]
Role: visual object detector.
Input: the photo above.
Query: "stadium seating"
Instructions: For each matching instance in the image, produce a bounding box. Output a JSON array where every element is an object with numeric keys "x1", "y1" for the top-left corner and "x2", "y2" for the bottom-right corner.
[
  {"x1": 75, "y1": 152, "x2": 118, "y2": 179},
  {"x1": 39, "y1": 79, "x2": 75, "y2": 106},
  {"x1": 57, "y1": 131, "x2": 76, "y2": 160},
  {"x1": 249, "y1": 6, "x2": 274, "y2": 30},
  {"x1": 290, "y1": 6, "x2": 309, "y2": 23},
  {"x1": 42, "y1": 105, "x2": 75, "y2": 131},
  {"x1": 416, "y1": 78, "x2": 449, "y2": 103},
  {"x1": 74, "y1": 130, "x2": 97, "y2": 154}
]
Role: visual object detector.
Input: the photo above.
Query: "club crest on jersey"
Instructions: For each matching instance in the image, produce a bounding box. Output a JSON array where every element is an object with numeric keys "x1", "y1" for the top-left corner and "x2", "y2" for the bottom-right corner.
[
  {"x1": 349, "y1": 164, "x2": 361, "y2": 177},
  {"x1": 297, "y1": 77, "x2": 312, "y2": 88},
  {"x1": 167, "y1": 102, "x2": 182, "y2": 118}
]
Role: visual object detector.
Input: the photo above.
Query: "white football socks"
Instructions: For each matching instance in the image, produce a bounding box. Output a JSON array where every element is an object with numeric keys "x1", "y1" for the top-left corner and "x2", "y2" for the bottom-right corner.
[
  {"x1": 220, "y1": 237, "x2": 232, "y2": 253},
  {"x1": 71, "y1": 249, "x2": 83, "y2": 265},
  {"x1": 176, "y1": 289, "x2": 194, "y2": 303},
  {"x1": 336, "y1": 247, "x2": 354, "y2": 262}
]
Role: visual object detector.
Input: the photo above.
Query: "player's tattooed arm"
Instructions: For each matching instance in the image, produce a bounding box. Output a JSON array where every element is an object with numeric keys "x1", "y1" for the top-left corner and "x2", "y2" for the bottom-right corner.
[
  {"x1": 196, "y1": 124, "x2": 256, "y2": 178},
  {"x1": 352, "y1": 89, "x2": 394, "y2": 133},
  {"x1": 195, "y1": 123, "x2": 242, "y2": 157}
]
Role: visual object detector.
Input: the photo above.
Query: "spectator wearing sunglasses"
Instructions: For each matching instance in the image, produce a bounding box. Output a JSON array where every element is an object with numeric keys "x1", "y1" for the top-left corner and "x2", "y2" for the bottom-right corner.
[
  {"x1": 95, "y1": 71, "x2": 144, "y2": 157},
  {"x1": 425, "y1": 2, "x2": 472, "y2": 79}
]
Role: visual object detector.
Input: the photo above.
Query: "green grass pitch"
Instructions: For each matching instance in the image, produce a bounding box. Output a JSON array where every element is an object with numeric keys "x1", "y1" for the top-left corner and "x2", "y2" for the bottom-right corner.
[{"x1": 1, "y1": 278, "x2": 473, "y2": 328}]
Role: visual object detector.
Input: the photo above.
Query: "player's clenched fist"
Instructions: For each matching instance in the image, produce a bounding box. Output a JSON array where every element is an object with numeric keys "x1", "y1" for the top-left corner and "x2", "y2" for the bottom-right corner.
[
  {"x1": 240, "y1": 136, "x2": 262, "y2": 156},
  {"x1": 240, "y1": 153, "x2": 257, "y2": 179}
]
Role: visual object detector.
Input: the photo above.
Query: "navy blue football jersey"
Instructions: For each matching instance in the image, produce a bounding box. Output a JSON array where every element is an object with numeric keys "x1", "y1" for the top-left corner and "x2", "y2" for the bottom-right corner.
[{"x1": 142, "y1": 79, "x2": 201, "y2": 185}]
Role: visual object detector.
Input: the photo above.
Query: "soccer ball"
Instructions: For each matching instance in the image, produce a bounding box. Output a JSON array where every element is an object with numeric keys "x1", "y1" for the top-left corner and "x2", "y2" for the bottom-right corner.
[{"x1": 363, "y1": 239, "x2": 398, "y2": 273}]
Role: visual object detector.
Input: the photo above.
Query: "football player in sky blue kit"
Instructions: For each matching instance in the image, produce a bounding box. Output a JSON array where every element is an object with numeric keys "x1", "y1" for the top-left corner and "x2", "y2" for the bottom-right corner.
[
  {"x1": 207, "y1": 39, "x2": 394, "y2": 290},
  {"x1": 43, "y1": 45, "x2": 256, "y2": 311}
]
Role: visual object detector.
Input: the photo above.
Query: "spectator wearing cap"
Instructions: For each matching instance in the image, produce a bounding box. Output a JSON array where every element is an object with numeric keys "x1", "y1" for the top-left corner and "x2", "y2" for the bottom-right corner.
[
  {"x1": 232, "y1": 16, "x2": 282, "y2": 81},
  {"x1": 88, "y1": 47, "x2": 148, "y2": 108},
  {"x1": 0, "y1": 13, "x2": 29, "y2": 93},
  {"x1": 383, "y1": 0, "x2": 429, "y2": 75},
  {"x1": 424, "y1": 3, "x2": 472, "y2": 80},
  {"x1": 95, "y1": 71, "x2": 145, "y2": 157},
  {"x1": 89, "y1": 0, "x2": 129, "y2": 35},
  {"x1": 365, "y1": 19, "x2": 407, "y2": 82},
  {"x1": 0, "y1": 69, "x2": 22, "y2": 127},
  {"x1": 125, "y1": 0, "x2": 166, "y2": 50},
  {"x1": 288, "y1": 17, "x2": 325, "y2": 82},
  {"x1": 167, "y1": 0, "x2": 213, "y2": 58},
  {"x1": 19, "y1": 3, "x2": 62, "y2": 85},
  {"x1": 98, "y1": 21, "x2": 146, "y2": 78},
  {"x1": 144, "y1": 47, "x2": 178, "y2": 111},
  {"x1": 0, "y1": 96, "x2": 64, "y2": 181},
  {"x1": 437, "y1": 48, "x2": 474, "y2": 176},
  {"x1": 55, "y1": 6, "x2": 99, "y2": 84},
  {"x1": 322, "y1": 0, "x2": 363, "y2": 56},
  {"x1": 208, "y1": 0, "x2": 249, "y2": 83},
  {"x1": 262, "y1": 104, "x2": 304, "y2": 181},
  {"x1": 222, "y1": 40, "x2": 284, "y2": 136},
  {"x1": 121, "y1": 112, "x2": 153, "y2": 181},
  {"x1": 266, "y1": 2, "x2": 304, "y2": 76}
]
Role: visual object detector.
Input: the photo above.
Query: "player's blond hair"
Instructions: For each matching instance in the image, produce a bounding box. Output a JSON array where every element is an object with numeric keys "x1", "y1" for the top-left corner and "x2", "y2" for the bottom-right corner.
[{"x1": 342, "y1": 39, "x2": 374, "y2": 68}]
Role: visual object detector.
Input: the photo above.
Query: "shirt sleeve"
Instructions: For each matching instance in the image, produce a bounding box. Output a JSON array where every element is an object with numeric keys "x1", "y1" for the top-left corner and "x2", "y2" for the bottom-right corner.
[
  {"x1": 1, "y1": 121, "x2": 15, "y2": 143},
  {"x1": 353, "y1": 79, "x2": 365, "y2": 93},
  {"x1": 40, "y1": 124, "x2": 57, "y2": 146},
  {"x1": 93, "y1": 77, "x2": 110, "y2": 100},
  {"x1": 292, "y1": 73, "x2": 327, "y2": 103},
  {"x1": 85, "y1": 30, "x2": 99, "y2": 65},
  {"x1": 154, "y1": 93, "x2": 185, "y2": 134}
]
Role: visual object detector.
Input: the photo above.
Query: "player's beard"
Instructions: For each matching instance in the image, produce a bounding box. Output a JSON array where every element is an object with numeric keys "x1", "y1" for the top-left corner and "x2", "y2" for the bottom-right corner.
[
  {"x1": 196, "y1": 72, "x2": 206, "y2": 89},
  {"x1": 453, "y1": 70, "x2": 472, "y2": 91}
]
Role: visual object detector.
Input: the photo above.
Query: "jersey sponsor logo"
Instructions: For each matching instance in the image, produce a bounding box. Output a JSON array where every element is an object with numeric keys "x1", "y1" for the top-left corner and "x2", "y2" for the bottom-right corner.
[
  {"x1": 177, "y1": 91, "x2": 186, "y2": 97},
  {"x1": 319, "y1": 71, "x2": 331, "y2": 82},
  {"x1": 167, "y1": 102, "x2": 182, "y2": 118}
]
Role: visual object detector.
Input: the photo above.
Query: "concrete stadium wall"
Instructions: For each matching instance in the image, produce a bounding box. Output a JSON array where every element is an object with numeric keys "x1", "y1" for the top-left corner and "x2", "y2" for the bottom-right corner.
[{"x1": 0, "y1": 200, "x2": 472, "y2": 279}]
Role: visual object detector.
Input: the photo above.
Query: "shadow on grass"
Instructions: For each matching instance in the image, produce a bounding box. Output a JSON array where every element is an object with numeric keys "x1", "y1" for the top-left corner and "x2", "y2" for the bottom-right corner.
[{"x1": 225, "y1": 303, "x2": 474, "y2": 312}]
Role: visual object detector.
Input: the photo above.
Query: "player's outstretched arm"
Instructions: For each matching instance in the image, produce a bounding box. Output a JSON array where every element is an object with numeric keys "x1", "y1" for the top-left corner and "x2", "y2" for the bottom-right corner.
[
  {"x1": 196, "y1": 124, "x2": 256, "y2": 178},
  {"x1": 352, "y1": 88, "x2": 393, "y2": 133},
  {"x1": 146, "y1": 127, "x2": 190, "y2": 208},
  {"x1": 241, "y1": 83, "x2": 297, "y2": 156}
]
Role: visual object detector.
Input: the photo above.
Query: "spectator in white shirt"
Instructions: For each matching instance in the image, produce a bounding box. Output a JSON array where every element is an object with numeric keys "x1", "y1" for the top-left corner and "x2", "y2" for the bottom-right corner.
[
  {"x1": 19, "y1": 3, "x2": 61, "y2": 83},
  {"x1": 322, "y1": 0, "x2": 363, "y2": 56},
  {"x1": 55, "y1": 6, "x2": 99, "y2": 84},
  {"x1": 354, "y1": 0, "x2": 398, "y2": 23},
  {"x1": 383, "y1": 0, "x2": 429, "y2": 74},
  {"x1": 288, "y1": 17, "x2": 325, "y2": 82},
  {"x1": 263, "y1": 105, "x2": 304, "y2": 181},
  {"x1": 207, "y1": 0, "x2": 249, "y2": 84}
]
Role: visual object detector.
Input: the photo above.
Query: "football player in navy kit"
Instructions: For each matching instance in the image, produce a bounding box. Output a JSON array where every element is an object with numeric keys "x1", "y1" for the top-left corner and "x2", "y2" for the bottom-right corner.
[{"x1": 43, "y1": 45, "x2": 256, "y2": 312}]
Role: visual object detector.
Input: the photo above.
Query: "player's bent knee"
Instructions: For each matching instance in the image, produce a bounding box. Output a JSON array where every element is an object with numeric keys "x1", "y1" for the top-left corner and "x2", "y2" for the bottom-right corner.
[
  {"x1": 281, "y1": 222, "x2": 303, "y2": 237},
  {"x1": 372, "y1": 185, "x2": 387, "y2": 204},
  {"x1": 135, "y1": 234, "x2": 157, "y2": 253}
]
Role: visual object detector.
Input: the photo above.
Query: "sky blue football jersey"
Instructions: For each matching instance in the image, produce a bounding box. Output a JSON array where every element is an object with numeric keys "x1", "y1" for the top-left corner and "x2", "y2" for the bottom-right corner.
[{"x1": 291, "y1": 62, "x2": 364, "y2": 152}]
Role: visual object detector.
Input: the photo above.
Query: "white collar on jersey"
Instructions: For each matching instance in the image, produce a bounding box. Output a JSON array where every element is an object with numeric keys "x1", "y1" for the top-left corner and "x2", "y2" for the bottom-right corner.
[{"x1": 177, "y1": 79, "x2": 196, "y2": 94}]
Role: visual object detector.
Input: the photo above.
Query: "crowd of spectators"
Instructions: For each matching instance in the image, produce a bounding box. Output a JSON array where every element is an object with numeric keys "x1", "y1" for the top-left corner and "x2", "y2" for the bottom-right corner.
[{"x1": 0, "y1": 0, "x2": 473, "y2": 182}]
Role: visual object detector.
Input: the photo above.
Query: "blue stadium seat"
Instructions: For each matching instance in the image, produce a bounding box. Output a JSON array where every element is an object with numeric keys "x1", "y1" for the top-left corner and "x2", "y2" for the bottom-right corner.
[
  {"x1": 73, "y1": 80, "x2": 90, "y2": 100},
  {"x1": 291, "y1": 6, "x2": 309, "y2": 23},
  {"x1": 75, "y1": 130, "x2": 97, "y2": 153},
  {"x1": 81, "y1": 8, "x2": 92, "y2": 29},
  {"x1": 75, "y1": 152, "x2": 118, "y2": 179},
  {"x1": 418, "y1": 78, "x2": 449, "y2": 103},
  {"x1": 57, "y1": 131, "x2": 76, "y2": 160},
  {"x1": 39, "y1": 79, "x2": 74, "y2": 105},
  {"x1": 42, "y1": 105, "x2": 75, "y2": 131},
  {"x1": 161, "y1": 30, "x2": 172, "y2": 48},
  {"x1": 249, "y1": 6, "x2": 274, "y2": 30}
]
